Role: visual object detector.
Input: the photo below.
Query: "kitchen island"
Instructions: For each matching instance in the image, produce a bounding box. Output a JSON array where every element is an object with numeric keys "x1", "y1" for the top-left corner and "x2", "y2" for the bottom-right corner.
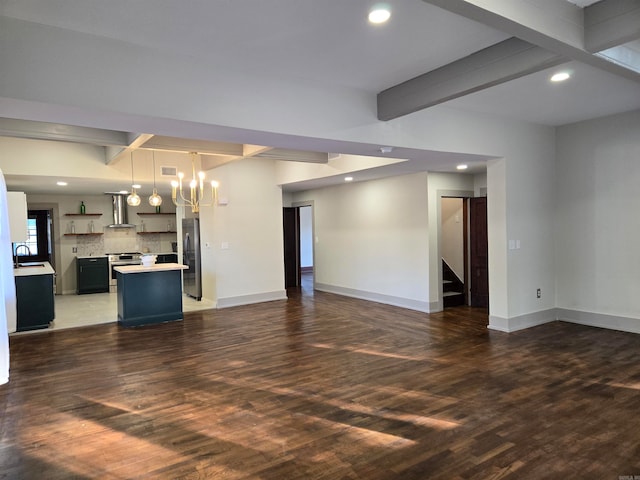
[{"x1": 114, "y1": 263, "x2": 188, "y2": 327}]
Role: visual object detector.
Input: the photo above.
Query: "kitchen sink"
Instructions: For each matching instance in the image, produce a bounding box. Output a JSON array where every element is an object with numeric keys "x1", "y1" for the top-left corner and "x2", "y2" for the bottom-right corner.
[{"x1": 15, "y1": 263, "x2": 45, "y2": 268}]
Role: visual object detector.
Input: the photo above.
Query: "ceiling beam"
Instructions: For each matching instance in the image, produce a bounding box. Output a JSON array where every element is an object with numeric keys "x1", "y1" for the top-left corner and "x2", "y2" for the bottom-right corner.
[
  {"x1": 0, "y1": 117, "x2": 129, "y2": 146},
  {"x1": 140, "y1": 135, "x2": 245, "y2": 156},
  {"x1": 422, "y1": 0, "x2": 640, "y2": 80},
  {"x1": 377, "y1": 37, "x2": 564, "y2": 121},
  {"x1": 200, "y1": 145, "x2": 274, "y2": 170},
  {"x1": 254, "y1": 148, "x2": 329, "y2": 163},
  {"x1": 377, "y1": 0, "x2": 640, "y2": 121},
  {"x1": 584, "y1": 0, "x2": 640, "y2": 52},
  {"x1": 105, "y1": 133, "x2": 155, "y2": 165}
]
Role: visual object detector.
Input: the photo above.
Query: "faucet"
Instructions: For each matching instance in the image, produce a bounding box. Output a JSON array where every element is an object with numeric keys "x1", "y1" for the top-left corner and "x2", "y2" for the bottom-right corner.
[{"x1": 14, "y1": 244, "x2": 32, "y2": 268}]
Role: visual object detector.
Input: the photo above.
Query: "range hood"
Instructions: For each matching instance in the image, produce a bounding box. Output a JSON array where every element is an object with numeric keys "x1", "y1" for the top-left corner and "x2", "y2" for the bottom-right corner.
[{"x1": 107, "y1": 194, "x2": 135, "y2": 228}]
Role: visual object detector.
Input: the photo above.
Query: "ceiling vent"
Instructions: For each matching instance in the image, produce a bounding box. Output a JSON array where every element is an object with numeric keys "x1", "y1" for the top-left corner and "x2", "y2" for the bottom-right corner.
[{"x1": 161, "y1": 166, "x2": 178, "y2": 177}]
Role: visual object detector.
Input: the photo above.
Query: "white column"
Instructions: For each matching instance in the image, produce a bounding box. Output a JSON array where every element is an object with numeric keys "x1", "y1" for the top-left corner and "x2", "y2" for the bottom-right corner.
[{"x1": 0, "y1": 168, "x2": 16, "y2": 384}]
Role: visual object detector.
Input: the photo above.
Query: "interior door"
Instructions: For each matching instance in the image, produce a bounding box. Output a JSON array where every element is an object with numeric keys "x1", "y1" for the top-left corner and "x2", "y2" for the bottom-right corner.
[
  {"x1": 283, "y1": 207, "x2": 300, "y2": 288},
  {"x1": 470, "y1": 197, "x2": 489, "y2": 308}
]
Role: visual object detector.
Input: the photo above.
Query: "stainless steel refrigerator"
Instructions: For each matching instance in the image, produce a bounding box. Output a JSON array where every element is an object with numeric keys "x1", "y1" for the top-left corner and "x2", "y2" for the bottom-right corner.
[{"x1": 182, "y1": 218, "x2": 202, "y2": 300}]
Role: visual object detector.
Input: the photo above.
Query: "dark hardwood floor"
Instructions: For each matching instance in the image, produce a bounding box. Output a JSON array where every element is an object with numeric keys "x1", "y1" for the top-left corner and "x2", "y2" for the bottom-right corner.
[{"x1": 2, "y1": 278, "x2": 640, "y2": 479}]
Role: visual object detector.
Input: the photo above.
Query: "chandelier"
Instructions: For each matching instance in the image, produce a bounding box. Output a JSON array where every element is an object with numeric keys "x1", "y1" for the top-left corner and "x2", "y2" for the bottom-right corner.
[{"x1": 171, "y1": 152, "x2": 219, "y2": 213}]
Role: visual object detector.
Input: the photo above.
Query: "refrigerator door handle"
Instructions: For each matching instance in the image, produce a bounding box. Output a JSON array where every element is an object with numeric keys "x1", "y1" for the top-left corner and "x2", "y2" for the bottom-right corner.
[{"x1": 183, "y1": 232, "x2": 190, "y2": 263}]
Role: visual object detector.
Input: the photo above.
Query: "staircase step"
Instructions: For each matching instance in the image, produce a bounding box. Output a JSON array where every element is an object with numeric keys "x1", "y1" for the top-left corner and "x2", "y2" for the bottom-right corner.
[{"x1": 443, "y1": 291, "x2": 465, "y2": 307}]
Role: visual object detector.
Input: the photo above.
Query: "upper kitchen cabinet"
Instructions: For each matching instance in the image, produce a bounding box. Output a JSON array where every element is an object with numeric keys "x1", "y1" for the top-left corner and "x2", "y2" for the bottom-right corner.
[{"x1": 7, "y1": 191, "x2": 28, "y2": 242}]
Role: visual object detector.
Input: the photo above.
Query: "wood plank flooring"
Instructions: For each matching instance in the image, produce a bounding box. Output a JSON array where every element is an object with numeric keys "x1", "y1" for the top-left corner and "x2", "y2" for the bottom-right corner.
[{"x1": 2, "y1": 282, "x2": 640, "y2": 479}]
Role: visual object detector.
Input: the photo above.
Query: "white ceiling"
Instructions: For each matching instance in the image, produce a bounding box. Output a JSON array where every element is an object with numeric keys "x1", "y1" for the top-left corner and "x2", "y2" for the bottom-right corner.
[
  {"x1": 1, "y1": 0, "x2": 640, "y2": 194},
  {"x1": 0, "y1": 0, "x2": 510, "y2": 93}
]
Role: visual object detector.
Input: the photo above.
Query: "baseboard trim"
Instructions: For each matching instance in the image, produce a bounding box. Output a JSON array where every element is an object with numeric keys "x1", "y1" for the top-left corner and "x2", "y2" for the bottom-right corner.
[
  {"x1": 488, "y1": 309, "x2": 556, "y2": 332},
  {"x1": 216, "y1": 290, "x2": 287, "y2": 309},
  {"x1": 557, "y1": 308, "x2": 640, "y2": 334},
  {"x1": 314, "y1": 283, "x2": 432, "y2": 313}
]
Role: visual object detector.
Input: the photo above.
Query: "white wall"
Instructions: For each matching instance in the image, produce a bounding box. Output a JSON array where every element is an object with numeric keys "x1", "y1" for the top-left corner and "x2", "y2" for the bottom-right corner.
[
  {"x1": 199, "y1": 157, "x2": 286, "y2": 308},
  {"x1": 293, "y1": 172, "x2": 431, "y2": 312},
  {"x1": 474, "y1": 173, "x2": 488, "y2": 197},
  {"x1": 488, "y1": 122, "x2": 557, "y2": 331},
  {"x1": 299, "y1": 206, "x2": 313, "y2": 268},
  {"x1": 556, "y1": 110, "x2": 640, "y2": 331},
  {"x1": 441, "y1": 197, "x2": 464, "y2": 280}
]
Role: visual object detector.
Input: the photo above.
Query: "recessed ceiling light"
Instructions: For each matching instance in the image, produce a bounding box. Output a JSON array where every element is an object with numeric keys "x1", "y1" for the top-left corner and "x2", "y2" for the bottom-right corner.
[
  {"x1": 56, "y1": 181, "x2": 68, "y2": 186},
  {"x1": 456, "y1": 164, "x2": 468, "y2": 171},
  {"x1": 345, "y1": 176, "x2": 354, "y2": 182},
  {"x1": 379, "y1": 146, "x2": 393, "y2": 154},
  {"x1": 550, "y1": 72, "x2": 571, "y2": 82},
  {"x1": 368, "y1": 6, "x2": 391, "y2": 24}
]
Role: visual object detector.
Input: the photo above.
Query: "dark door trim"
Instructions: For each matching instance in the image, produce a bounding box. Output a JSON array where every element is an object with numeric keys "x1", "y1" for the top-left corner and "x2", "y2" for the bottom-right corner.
[
  {"x1": 470, "y1": 197, "x2": 489, "y2": 308},
  {"x1": 283, "y1": 207, "x2": 301, "y2": 288}
]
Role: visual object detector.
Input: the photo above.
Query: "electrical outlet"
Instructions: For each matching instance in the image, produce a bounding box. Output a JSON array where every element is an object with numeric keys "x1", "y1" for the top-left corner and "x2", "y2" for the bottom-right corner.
[
  {"x1": 536, "y1": 288, "x2": 541, "y2": 299},
  {"x1": 72, "y1": 247, "x2": 77, "y2": 253}
]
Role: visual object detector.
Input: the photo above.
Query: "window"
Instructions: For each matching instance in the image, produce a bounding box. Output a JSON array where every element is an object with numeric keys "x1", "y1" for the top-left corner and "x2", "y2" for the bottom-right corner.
[
  {"x1": 13, "y1": 210, "x2": 51, "y2": 263},
  {"x1": 25, "y1": 218, "x2": 39, "y2": 255}
]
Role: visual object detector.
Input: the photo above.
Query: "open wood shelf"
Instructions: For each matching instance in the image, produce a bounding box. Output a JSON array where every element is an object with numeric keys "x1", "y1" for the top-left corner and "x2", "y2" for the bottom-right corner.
[
  {"x1": 65, "y1": 213, "x2": 102, "y2": 217},
  {"x1": 64, "y1": 233, "x2": 104, "y2": 236},
  {"x1": 137, "y1": 231, "x2": 177, "y2": 235},
  {"x1": 137, "y1": 213, "x2": 176, "y2": 216}
]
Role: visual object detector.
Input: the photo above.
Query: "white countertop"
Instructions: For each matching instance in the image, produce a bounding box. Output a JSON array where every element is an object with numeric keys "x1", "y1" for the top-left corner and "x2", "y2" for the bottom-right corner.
[
  {"x1": 114, "y1": 262, "x2": 188, "y2": 274},
  {"x1": 13, "y1": 261, "x2": 55, "y2": 277},
  {"x1": 76, "y1": 255, "x2": 108, "y2": 259}
]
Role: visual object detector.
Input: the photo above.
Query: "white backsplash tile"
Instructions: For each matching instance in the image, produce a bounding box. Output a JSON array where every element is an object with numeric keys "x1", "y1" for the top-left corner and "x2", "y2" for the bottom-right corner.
[
  {"x1": 76, "y1": 235, "x2": 105, "y2": 256},
  {"x1": 103, "y1": 228, "x2": 138, "y2": 254}
]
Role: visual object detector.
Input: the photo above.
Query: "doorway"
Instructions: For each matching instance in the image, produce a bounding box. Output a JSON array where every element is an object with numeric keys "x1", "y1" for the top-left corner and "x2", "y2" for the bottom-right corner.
[
  {"x1": 283, "y1": 203, "x2": 314, "y2": 289},
  {"x1": 14, "y1": 209, "x2": 53, "y2": 264},
  {"x1": 439, "y1": 196, "x2": 488, "y2": 310}
]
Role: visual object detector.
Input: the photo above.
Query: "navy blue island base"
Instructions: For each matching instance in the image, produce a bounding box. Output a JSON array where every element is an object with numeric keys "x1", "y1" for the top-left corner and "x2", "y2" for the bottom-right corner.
[{"x1": 115, "y1": 263, "x2": 188, "y2": 327}]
